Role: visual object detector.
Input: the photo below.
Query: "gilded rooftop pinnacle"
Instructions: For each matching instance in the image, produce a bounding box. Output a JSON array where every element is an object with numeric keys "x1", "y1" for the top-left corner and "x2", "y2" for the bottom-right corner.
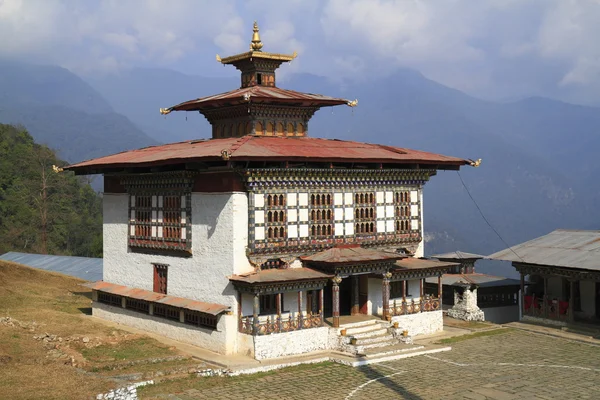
[{"x1": 250, "y1": 21, "x2": 263, "y2": 51}]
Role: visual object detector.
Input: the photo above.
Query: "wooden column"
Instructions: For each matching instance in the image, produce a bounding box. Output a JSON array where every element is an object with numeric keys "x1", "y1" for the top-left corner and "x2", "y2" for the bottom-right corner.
[
  {"x1": 382, "y1": 272, "x2": 392, "y2": 321},
  {"x1": 520, "y1": 272, "x2": 525, "y2": 319},
  {"x1": 351, "y1": 275, "x2": 360, "y2": 315},
  {"x1": 569, "y1": 280, "x2": 575, "y2": 323},
  {"x1": 332, "y1": 276, "x2": 342, "y2": 328},
  {"x1": 297, "y1": 291, "x2": 303, "y2": 329},
  {"x1": 438, "y1": 275, "x2": 443, "y2": 299},
  {"x1": 319, "y1": 287, "x2": 325, "y2": 326},
  {"x1": 276, "y1": 293, "x2": 282, "y2": 332},
  {"x1": 252, "y1": 292, "x2": 260, "y2": 335},
  {"x1": 402, "y1": 280, "x2": 407, "y2": 315},
  {"x1": 543, "y1": 276, "x2": 549, "y2": 319},
  {"x1": 419, "y1": 278, "x2": 424, "y2": 312}
]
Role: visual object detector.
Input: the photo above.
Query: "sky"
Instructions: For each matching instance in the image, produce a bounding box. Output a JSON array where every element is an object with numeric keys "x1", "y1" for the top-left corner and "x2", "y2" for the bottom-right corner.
[{"x1": 1, "y1": 0, "x2": 599, "y2": 105}]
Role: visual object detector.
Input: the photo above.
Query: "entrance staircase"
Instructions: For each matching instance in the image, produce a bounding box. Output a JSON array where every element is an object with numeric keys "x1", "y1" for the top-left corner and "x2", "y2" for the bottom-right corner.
[{"x1": 334, "y1": 318, "x2": 450, "y2": 366}]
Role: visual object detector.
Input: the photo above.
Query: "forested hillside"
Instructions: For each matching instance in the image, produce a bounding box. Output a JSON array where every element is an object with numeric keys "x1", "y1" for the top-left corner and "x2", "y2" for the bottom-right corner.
[{"x1": 0, "y1": 124, "x2": 102, "y2": 257}]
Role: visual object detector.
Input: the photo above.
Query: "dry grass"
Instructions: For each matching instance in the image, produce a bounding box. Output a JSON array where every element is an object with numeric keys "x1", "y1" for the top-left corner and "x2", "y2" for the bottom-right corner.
[{"x1": 0, "y1": 260, "x2": 189, "y2": 400}]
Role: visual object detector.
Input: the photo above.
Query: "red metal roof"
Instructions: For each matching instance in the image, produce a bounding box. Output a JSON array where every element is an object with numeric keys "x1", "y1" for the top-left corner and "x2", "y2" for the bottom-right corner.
[
  {"x1": 301, "y1": 246, "x2": 404, "y2": 264},
  {"x1": 65, "y1": 135, "x2": 470, "y2": 173},
  {"x1": 84, "y1": 281, "x2": 230, "y2": 315},
  {"x1": 164, "y1": 86, "x2": 350, "y2": 112},
  {"x1": 229, "y1": 267, "x2": 332, "y2": 285},
  {"x1": 392, "y1": 258, "x2": 459, "y2": 271}
]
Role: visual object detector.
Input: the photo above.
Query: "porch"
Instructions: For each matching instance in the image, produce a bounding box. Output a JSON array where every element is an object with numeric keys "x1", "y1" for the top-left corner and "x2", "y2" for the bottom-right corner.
[{"x1": 516, "y1": 263, "x2": 600, "y2": 325}]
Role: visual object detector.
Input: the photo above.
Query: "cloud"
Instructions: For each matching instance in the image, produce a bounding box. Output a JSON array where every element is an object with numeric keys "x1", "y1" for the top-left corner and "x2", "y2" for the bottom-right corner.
[{"x1": 0, "y1": 0, "x2": 600, "y2": 104}]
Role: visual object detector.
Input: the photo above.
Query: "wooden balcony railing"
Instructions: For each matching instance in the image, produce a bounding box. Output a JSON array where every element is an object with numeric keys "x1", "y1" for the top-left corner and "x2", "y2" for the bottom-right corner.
[
  {"x1": 239, "y1": 312, "x2": 323, "y2": 335},
  {"x1": 524, "y1": 295, "x2": 569, "y2": 321},
  {"x1": 389, "y1": 296, "x2": 441, "y2": 316}
]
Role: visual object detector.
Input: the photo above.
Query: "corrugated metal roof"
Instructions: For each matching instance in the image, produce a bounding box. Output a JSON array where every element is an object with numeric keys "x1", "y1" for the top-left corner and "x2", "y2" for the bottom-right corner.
[
  {"x1": 84, "y1": 281, "x2": 230, "y2": 315},
  {"x1": 65, "y1": 136, "x2": 471, "y2": 173},
  {"x1": 393, "y1": 258, "x2": 458, "y2": 271},
  {"x1": 164, "y1": 86, "x2": 350, "y2": 112},
  {"x1": 229, "y1": 267, "x2": 332, "y2": 284},
  {"x1": 0, "y1": 251, "x2": 102, "y2": 281},
  {"x1": 301, "y1": 246, "x2": 403, "y2": 264},
  {"x1": 487, "y1": 229, "x2": 600, "y2": 271},
  {"x1": 425, "y1": 273, "x2": 521, "y2": 288},
  {"x1": 430, "y1": 251, "x2": 485, "y2": 260}
]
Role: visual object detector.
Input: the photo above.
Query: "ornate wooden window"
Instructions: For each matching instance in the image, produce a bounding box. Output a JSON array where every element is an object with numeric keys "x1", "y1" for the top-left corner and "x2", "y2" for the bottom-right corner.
[
  {"x1": 395, "y1": 191, "x2": 412, "y2": 234},
  {"x1": 354, "y1": 192, "x2": 376, "y2": 234},
  {"x1": 259, "y1": 294, "x2": 281, "y2": 315},
  {"x1": 153, "y1": 264, "x2": 168, "y2": 294},
  {"x1": 129, "y1": 192, "x2": 191, "y2": 252},
  {"x1": 265, "y1": 194, "x2": 286, "y2": 241},
  {"x1": 310, "y1": 193, "x2": 333, "y2": 238}
]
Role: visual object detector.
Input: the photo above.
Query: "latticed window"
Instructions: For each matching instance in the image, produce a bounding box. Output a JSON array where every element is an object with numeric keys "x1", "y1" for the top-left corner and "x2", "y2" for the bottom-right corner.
[
  {"x1": 395, "y1": 190, "x2": 412, "y2": 234},
  {"x1": 125, "y1": 298, "x2": 150, "y2": 313},
  {"x1": 153, "y1": 304, "x2": 180, "y2": 321},
  {"x1": 184, "y1": 310, "x2": 217, "y2": 329},
  {"x1": 310, "y1": 193, "x2": 333, "y2": 238},
  {"x1": 98, "y1": 292, "x2": 122, "y2": 307},
  {"x1": 355, "y1": 192, "x2": 376, "y2": 234},
  {"x1": 129, "y1": 192, "x2": 191, "y2": 252},
  {"x1": 265, "y1": 193, "x2": 286, "y2": 240}
]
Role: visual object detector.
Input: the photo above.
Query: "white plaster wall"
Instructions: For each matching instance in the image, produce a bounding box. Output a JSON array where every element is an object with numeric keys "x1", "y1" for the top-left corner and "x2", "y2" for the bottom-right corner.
[
  {"x1": 547, "y1": 276, "x2": 563, "y2": 299},
  {"x1": 93, "y1": 302, "x2": 237, "y2": 354},
  {"x1": 368, "y1": 277, "x2": 382, "y2": 315},
  {"x1": 103, "y1": 192, "x2": 252, "y2": 309},
  {"x1": 406, "y1": 279, "x2": 420, "y2": 298},
  {"x1": 580, "y1": 280, "x2": 596, "y2": 317},
  {"x1": 252, "y1": 327, "x2": 329, "y2": 360},
  {"x1": 482, "y1": 305, "x2": 520, "y2": 324},
  {"x1": 391, "y1": 310, "x2": 443, "y2": 336},
  {"x1": 237, "y1": 332, "x2": 255, "y2": 358},
  {"x1": 241, "y1": 293, "x2": 254, "y2": 316},
  {"x1": 241, "y1": 292, "x2": 307, "y2": 319}
]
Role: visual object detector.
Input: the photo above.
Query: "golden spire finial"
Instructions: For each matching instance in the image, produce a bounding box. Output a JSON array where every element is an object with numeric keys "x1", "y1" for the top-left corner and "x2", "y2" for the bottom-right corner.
[{"x1": 250, "y1": 21, "x2": 263, "y2": 51}]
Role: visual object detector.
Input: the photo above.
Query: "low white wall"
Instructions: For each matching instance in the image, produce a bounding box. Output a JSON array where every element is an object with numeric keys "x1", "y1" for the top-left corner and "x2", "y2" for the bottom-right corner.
[
  {"x1": 252, "y1": 327, "x2": 329, "y2": 360},
  {"x1": 391, "y1": 310, "x2": 443, "y2": 336},
  {"x1": 237, "y1": 332, "x2": 255, "y2": 358},
  {"x1": 482, "y1": 305, "x2": 519, "y2": 324},
  {"x1": 93, "y1": 302, "x2": 236, "y2": 355}
]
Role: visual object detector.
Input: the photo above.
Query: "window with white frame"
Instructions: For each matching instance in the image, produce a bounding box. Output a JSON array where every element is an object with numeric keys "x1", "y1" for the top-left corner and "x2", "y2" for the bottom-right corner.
[{"x1": 129, "y1": 192, "x2": 191, "y2": 252}]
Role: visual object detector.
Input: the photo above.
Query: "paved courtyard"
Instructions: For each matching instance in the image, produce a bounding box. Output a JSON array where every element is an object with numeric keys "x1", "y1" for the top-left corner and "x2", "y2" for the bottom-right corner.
[{"x1": 144, "y1": 330, "x2": 600, "y2": 400}]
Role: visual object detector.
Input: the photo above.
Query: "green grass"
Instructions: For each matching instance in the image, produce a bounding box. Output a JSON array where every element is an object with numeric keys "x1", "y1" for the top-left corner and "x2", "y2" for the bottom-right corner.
[
  {"x1": 436, "y1": 328, "x2": 513, "y2": 344},
  {"x1": 80, "y1": 337, "x2": 173, "y2": 363}
]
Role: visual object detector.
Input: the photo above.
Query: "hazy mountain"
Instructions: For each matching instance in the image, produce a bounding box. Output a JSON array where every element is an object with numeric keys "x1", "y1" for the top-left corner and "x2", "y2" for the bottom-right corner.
[
  {"x1": 88, "y1": 67, "x2": 600, "y2": 274},
  {"x1": 0, "y1": 60, "x2": 158, "y2": 164}
]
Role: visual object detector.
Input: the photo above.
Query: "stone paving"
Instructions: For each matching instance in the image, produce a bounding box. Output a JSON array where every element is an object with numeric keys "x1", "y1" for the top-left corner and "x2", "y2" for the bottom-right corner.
[{"x1": 144, "y1": 330, "x2": 600, "y2": 400}]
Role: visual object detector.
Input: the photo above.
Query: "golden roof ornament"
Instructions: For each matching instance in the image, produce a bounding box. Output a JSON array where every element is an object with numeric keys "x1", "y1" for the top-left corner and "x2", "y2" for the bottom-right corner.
[{"x1": 250, "y1": 21, "x2": 263, "y2": 51}]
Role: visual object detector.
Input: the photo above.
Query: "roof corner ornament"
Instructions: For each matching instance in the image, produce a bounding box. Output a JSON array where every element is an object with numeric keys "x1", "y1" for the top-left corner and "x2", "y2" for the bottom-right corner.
[
  {"x1": 469, "y1": 158, "x2": 482, "y2": 167},
  {"x1": 52, "y1": 165, "x2": 64, "y2": 173},
  {"x1": 159, "y1": 108, "x2": 171, "y2": 115},
  {"x1": 216, "y1": 54, "x2": 222, "y2": 62},
  {"x1": 347, "y1": 99, "x2": 359, "y2": 107},
  {"x1": 243, "y1": 93, "x2": 251, "y2": 102},
  {"x1": 292, "y1": 51, "x2": 298, "y2": 59},
  {"x1": 250, "y1": 21, "x2": 263, "y2": 51},
  {"x1": 221, "y1": 149, "x2": 232, "y2": 160}
]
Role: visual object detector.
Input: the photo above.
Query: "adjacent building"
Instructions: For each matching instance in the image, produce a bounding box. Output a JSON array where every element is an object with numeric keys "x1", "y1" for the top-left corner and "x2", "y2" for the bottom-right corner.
[
  {"x1": 66, "y1": 23, "x2": 476, "y2": 360},
  {"x1": 489, "y1": 229, "x2": 600, "y2": 326}
]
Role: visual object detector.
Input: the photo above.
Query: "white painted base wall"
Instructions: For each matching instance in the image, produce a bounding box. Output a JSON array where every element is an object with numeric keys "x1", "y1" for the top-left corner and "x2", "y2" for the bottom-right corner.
[
  {"x1": 93, "y1": 302, "x2": 237, "y2": 355},
  {"x1": 248, "y1": 327, "x2": 330, "y2": 360},
  {"x1": 391, "y1": 310, "x2": 443, "y2": 336}
]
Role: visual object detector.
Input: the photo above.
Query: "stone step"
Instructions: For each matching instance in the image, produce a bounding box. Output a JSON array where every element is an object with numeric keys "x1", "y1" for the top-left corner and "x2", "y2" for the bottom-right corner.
[
  {"x1": 351, "y1": 327, "x2": 389, "y2": 339},
  {"x1": 352, "y1": 333, "x2": 395, "y2": 345},
  {"x1": 353, "y1": 339, "x2": 400, "y2": 353},
  {"x1": 333, "y1": 346, "x2": 452, "y2": 367},
  {"x1": 359, "y1": 344, "x2": 425, "y2": 358},
  {"x1": 344, "y1": 323, "x2": 386, "y2": 336},
  {"x1": 339, "y1": 319, "x2": 382, "y2": 329}
]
